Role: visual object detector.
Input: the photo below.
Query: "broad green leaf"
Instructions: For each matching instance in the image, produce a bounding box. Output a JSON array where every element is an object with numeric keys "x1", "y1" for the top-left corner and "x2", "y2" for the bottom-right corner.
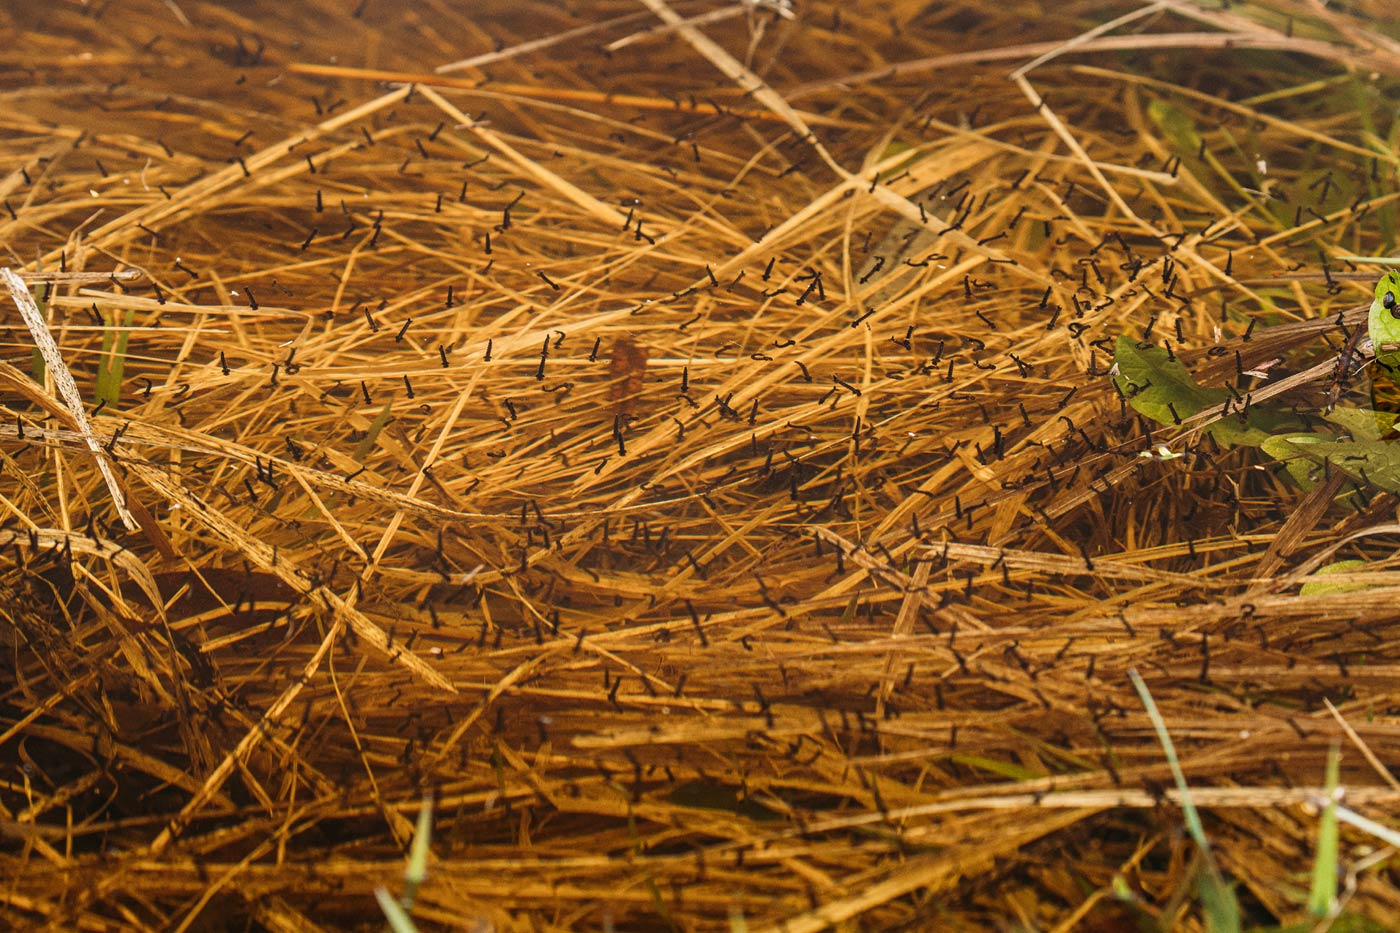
[
  {"x1": 1264, "y1": 433, "x2": 1400, "y2": 494},
  {"x1": 1113, "y1": 336, "x2": 1223, "y2": 426},
  {"x1": 1369, "y1": 270, "x2": 1400, "y2": 371},
  {"x1": 1114, "y1": 337, "x2": 1304, "y2": 447},
  {"x1": 1300, "y1": 560, "x2": 1374, "y2": 596},
  {"x1": 1322, "y1": 403, "x2": 1398, "y2": 441}
]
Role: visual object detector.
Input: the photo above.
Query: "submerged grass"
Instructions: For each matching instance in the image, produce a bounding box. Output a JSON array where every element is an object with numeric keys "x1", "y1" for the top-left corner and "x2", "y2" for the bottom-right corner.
[{"x1": 3, "y1": 0, "x2": 1400, "y2": 929}]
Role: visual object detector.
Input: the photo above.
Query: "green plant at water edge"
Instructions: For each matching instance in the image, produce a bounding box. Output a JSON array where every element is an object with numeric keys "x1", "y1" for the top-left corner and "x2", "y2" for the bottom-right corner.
[
  {"x1": 1113, "y1": 272, "x2": 1400, "y2": 495},
  {"x1": 1128, "y1": 675, "x2": 1395, "y2": 932},
  {"x1": 94, "y1": 307, "x2": 132, "y2": 407},
  {"x1": 376, "y1": 795, "x2": 434, "y2": 933}
]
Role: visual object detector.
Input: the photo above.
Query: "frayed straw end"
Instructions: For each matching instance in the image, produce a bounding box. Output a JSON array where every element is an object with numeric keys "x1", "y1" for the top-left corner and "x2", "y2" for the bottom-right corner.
[{"x1": 1, "y1": 266, "x2": 139, "y2": 531}]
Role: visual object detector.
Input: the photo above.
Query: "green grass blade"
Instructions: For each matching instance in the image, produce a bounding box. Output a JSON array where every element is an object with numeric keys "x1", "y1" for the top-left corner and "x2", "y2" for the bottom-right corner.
[
  {"x1": 1129, "y1": 669, "x2": 1241, "y2": 933},
  {"x1": 1308, "y1": 744, "x2": 1341, "y2": 917},
  {"x1": 1332, "y1": 804, "x2": 1400, "y2": 848},
  {"x1": 1129, "y1": 669, "x2": 1208, "y2": 850},
  {"x1": 402, "y1": 794, "x2": 433, "y2": 909},
  {"x1": 94, "y1": 308, "x2": 131, "y2": 407},
  {"x1": 29, "y1": 270, "x2": 46, "y2": 385},
  {"x1": 376, "y1": 887, "x2": 419, "y2": 933},
  {"x1": 1337, "y1": 255, "x2": 1400, "y2": 266},
  {"x1": 353, "y1": 398, "x2": 396, "y2": 461}
]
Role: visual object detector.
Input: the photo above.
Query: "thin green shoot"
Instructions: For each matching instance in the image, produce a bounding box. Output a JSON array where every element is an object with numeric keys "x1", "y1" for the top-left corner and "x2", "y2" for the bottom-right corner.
[
  {"x1": 375, "y1": 889, "x2": 418, "y2": 933},
  {"x1": 1331, "y1": 804, "x2": 1400, "y2": 849},
  {"x1": 29, "y1": 260, "x2": 45, "y2": 386},
  {"x1": 1130, "y1": 669, "x2": 1210, "y2": 850},
  {"x1": 1129, "y1": 669, "x2": 1241, "y2": 933},
  {"x1": 353, "y1": 398, "x2": 396, "y2": 462},
  {"x1": 1338, "y1": 255, "x2": 1400, "y2": 266},
  {"x1": 377, "y1": 794, "x2": 433, "y2": 933},
  {"x1": 1307, "y1": 744, "x2": 1341, "y2": 918},
  {"x1": 402, "y1": 794, "x2": 433, "y2": 910},
  {"x1": 94, "y1": 308, "x2": 132, "y2": 407}
]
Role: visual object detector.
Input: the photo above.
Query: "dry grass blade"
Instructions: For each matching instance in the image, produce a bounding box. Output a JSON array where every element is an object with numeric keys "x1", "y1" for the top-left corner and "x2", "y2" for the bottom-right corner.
[
  {"x1": 4, "y1": 0, "x2": 1400, "y2": 930},
  {"x1": 1, "y1": 267, "x2": 136, "y2": 530}
]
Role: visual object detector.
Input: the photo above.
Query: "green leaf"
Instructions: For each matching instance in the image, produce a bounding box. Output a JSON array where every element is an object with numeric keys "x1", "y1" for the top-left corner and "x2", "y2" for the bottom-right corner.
[
  {"x1": 1113, "y1": 336, "x2": 1304, "y2": 447},
  {"x1": 1199, "y1": 868, "x2": 1242, "y2": 933},
  {"x1": 1370, "y1": 271, "x2": 1400, "y2": 370},
  {"x1": 1322, "y1": 403, "x2": 1397, "y2": 441},
  {"x1": 1148, "y1": 99, "x2": 1202, "y2": 155},
  {"x1": 1300, "y1": 560, "x2": 1374, "y2": 596},
  {"x1": 1263, "y1": 433, "x2": 1400, "y2": 494},
  {"x1": 1113, "y1": 335, "x2": 1223, "y2": 426}
]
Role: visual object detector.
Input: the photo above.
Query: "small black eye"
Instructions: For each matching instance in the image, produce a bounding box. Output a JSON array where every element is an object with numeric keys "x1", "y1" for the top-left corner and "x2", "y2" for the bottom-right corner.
[{"x1": 1388, "y1": 292, "x2": 1400, "y2": 318}]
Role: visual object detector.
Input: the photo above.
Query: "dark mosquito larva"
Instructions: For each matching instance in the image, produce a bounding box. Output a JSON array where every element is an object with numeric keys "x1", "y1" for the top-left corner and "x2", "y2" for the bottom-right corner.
[
  {"x1": 859, "y1": 257, "x2": 885, "y2": 284},
  {"x1": 832, "y1": 374, "x2": 860, "y2": 397},
  {"x1": 795, "y1": 276, "x2": 818, "y2": 305},
  {"x1": 535, "y1": 335, "x2": 550, "y2": 379},
  {"x1": 611, "y1": 416, "x2": 626, "y2": 456}
]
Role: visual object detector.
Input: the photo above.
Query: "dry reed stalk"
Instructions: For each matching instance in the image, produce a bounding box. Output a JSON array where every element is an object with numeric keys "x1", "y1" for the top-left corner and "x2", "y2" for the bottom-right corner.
[{"x1": 3, "y1": 0, "x2": 1400, "y2": 930}]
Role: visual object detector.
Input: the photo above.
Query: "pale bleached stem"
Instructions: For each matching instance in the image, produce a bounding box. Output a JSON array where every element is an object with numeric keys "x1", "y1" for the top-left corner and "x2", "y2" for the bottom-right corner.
[{"x1": 1, "y1": 267, "x2": 138, "y2": 530}]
